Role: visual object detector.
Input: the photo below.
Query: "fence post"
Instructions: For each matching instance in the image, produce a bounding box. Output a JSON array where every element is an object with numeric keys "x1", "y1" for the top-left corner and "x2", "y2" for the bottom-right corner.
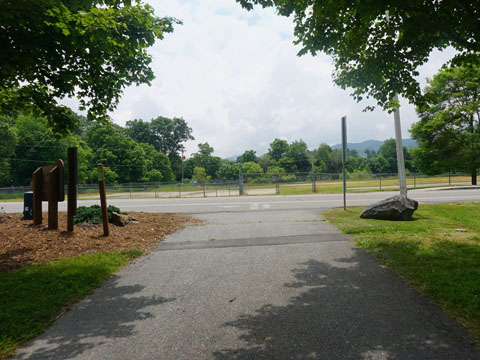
[
  {"x1": 379, "y1": 175, "x2": 382, "y2": 190},
  {"x1": 239, "y1": 170, "x2": 244, "y2": 195},
  {"x1": 449, "y1": 171, "x2": 451, "y2": 186},
  {"x1": 414, "y1": 172, "x2": 416, "y2": 189},
  {"x1": 312, "y1": 168, "x2": 316, "y2": 193},
  {"x1": 203, "y1": 182, "x2": 206, "y2": 197}
]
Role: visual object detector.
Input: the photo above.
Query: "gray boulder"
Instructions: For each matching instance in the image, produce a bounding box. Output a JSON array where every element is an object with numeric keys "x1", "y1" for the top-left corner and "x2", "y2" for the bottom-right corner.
[
  {"x1": 110, "y1": 212, "x2": 130, "y2": 227},
  {"x1": 110, "y1": 212, "x2": 140, "y2": 227},
  {"x1": 360, "y1": 195, "x2": 418, "y2": 221}
]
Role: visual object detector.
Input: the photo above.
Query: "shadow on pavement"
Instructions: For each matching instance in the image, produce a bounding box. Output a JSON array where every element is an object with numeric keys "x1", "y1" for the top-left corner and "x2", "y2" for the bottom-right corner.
[
  {"x1": 214, "y1": 249, "x2": 479, "y2": 359},
  {"x1": 16, "y1": 277, "x2": 175, "y2": 360}
]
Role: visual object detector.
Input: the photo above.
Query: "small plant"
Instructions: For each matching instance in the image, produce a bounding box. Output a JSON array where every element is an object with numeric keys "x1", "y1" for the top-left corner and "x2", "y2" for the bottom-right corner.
[{"x1": 74, "y1": 205, "x2": 125, "y2": 225}]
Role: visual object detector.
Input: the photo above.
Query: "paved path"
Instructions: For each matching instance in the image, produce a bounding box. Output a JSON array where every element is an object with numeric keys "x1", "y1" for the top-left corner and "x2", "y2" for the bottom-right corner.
[{"x1": 15, "y1": 208, "x2": 479, "y2": 359}]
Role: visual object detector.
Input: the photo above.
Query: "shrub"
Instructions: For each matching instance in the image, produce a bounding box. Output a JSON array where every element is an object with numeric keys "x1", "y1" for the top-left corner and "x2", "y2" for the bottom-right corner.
[{"x1": 74, "y1": 205, "x2": 125, "y2": 225}]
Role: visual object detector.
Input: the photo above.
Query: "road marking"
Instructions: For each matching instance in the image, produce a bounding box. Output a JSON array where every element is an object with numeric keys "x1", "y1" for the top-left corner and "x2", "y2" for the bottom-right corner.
[
  {"x1": 250, "y1": 203, "x2": 260, "y2": 210},
  {"x1": 222, "y1": 205, "x2": 239, "y2": 208}
]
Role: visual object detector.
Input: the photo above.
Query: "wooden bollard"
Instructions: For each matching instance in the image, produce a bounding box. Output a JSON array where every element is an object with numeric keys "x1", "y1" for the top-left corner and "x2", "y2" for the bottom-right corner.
[
  {"x1": 32, "y1": 168, "x2": 43, "y2": 225},
  {"x1": 48, "y1": 166, "x2": 59, "y2": 230},
  {"x1": 67, "y1": 147, "x2": 78, "y2": 232},
  {"x1": 98, "y1": 164, "x2": 109, "y2": 236}
]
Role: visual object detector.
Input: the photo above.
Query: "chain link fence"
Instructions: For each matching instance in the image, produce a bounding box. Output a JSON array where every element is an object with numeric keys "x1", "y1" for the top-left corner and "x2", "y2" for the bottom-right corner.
[{"x1": 0, "y1": 172, "x2": 474, "y2": 200}]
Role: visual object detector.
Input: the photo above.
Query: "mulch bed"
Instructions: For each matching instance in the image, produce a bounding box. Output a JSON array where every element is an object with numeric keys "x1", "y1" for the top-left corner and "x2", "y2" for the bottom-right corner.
[{"x1": 0, "y1": 212, "x2": 198, "y2": 272}]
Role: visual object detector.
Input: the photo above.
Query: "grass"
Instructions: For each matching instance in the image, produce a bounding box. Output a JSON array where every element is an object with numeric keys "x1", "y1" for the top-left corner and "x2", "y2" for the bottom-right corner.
[
  {"x1": 0, "y1": 250, "x2": 142, "y2": 359},
  {"x1": 323, "y1": 203, "x2": 480, "y2": 344}
]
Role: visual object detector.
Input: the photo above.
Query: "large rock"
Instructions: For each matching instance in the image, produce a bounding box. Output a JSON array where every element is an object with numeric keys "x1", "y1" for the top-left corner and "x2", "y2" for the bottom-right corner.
[
  {"x1": 110, "y1": 212, "x2": 130, "y2": 227},
  {"x1": 360, "y1": 195, "x2": 418, "y2": 221},
  {"x1": 110, "y1": 212, "x2": 139, "y2": 227}
]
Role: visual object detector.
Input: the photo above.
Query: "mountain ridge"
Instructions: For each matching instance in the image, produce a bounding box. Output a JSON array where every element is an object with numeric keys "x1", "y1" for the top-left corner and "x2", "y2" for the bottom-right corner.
[{"x1": 331, "y1": 139, "x2": 417, "y2": 157}]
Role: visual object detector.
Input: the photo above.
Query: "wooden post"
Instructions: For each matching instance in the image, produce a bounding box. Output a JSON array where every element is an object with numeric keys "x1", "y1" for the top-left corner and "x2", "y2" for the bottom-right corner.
[
  {"x1": 48, "y1": 166, "x2": 59, "y2": 230},
  {"x1": 67, "y1": 147, "x2": 78, "y2": 232},
  {"x1": 33, "y1": 168, "x2": 43, "y2": 225},
  {"x1": 98, "y1": 164, "x2": 109, "y2": 236}
]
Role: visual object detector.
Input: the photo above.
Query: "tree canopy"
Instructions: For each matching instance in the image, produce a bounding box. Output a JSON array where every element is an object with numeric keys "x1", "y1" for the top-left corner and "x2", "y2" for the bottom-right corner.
[
  {"x1": 125, "y1": 116, "x2": 194, "y2": 158},
  {"x1": 237, "y1": 0, "x2": 480, "y2": 110},
  {"x1": 411, "y1": 64, "x2": 480, "y2": 184},
  {"x1": 1, "y1": 0, "x2": 179, "y2": 133}
]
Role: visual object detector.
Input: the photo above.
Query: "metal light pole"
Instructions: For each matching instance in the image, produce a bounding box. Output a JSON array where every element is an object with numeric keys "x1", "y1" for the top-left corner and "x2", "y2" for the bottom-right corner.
[
  {"x1": 341, "y1": 116, "x2": 347, "y2": 210},
  {"x1": 387, "y1": 11, "x2": 407, "y2": 196},
  {"x1": 393, "y1": 94, "x2": 407, "y2": 196}
]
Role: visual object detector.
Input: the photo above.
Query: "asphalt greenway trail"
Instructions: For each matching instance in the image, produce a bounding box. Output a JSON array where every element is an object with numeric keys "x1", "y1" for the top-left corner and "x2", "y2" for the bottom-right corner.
[{"x1": 15, "y1": 207, "x2": 479, "y2": 359}]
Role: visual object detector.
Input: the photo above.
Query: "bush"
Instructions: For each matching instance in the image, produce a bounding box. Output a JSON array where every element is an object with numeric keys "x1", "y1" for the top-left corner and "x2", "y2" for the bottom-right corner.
[{"x1": 74, "y1": 205, "x2": 125, "y2": 225}]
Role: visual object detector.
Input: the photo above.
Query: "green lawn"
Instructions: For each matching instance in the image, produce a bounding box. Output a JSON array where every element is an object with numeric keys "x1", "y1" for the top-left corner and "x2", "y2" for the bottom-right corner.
[
  {"x1": 323, "y1": 203, "x2": 480, "y2": 344},
  {"x1": 0, "y1": 250, "x2": 142, "y2": 359}
]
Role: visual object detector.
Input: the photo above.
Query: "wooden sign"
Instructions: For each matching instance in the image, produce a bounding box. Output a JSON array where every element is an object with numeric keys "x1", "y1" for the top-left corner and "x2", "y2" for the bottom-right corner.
[{"x1": 41, "y1": 159, "x2": 64, "y2": 202}]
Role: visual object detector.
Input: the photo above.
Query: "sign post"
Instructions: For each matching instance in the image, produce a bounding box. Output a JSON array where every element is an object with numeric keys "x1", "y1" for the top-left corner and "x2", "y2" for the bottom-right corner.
[{"x1": 341, "y1": 116, "x2": 347, "y2": 210}]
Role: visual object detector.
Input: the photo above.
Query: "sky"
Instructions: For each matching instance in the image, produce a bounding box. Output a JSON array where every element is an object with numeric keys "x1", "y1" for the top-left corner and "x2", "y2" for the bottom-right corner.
[{"x1": 65, "y1": 0, "x2": 456, "y2": 158}]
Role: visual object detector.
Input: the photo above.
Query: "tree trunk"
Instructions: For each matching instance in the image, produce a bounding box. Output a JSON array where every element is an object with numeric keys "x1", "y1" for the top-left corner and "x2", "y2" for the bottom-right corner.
[{"x1": 472, "y1": 167, "x2": 478, "y2": 185}]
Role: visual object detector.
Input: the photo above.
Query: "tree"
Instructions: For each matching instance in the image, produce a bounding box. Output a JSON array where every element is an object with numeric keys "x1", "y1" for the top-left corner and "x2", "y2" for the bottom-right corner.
[
  {"x1": 125, "y1": 119, "x2": 156, "y2": 146},
  {"x1": 0, "y1": 116, "x2": 17, "y2": 185},
  {"x1": 278, "y1": 158, "x2": 297, "y2": 173},
  {"x1": 378, "y1": 139, "x2": 413, "y2": 173},
  {"x1": 190, "y1": 143, "x2": 221, "y2": 178},
  {"x1": 193, "y1": 167, "x2": 207, "y2": 184},
  {"x1": 365, "y1": 149, "x2": 378, "y2": 159},
  {"x1": 216, "y1": 164, "x2": 240, "y2": 181},
  {"x1": 237, "y1": 150, "x2": 257, "y2": 163},
  {"x1": 139, "y1": 143, "x2": 174, "y2": 182},
  {"x1": 257, "y1": 154, "x2": 276, "y2": 173},
  {"x1": 240, "y1": 161, "x2": 263, "y2": 175},
  {"x1": 84, "y1": 123, "x2": 174, "y2": 183},
  {"x1": 196, "y1": 142, "x2": 214, "y2": 156},
  {"x1": 1, "y1": 1, "x2": 179, "y2": 133},
  {"x1": 237, "y1": 0, "x2": 480, "y2": 110},
  {"x1": 10, "y1": 114, "x2": 70, "y2": 185},
  {"x1": 286, "y1": 140, "x2": 310, "y2": 172},
  {"x1": 150, "y1": 116, "x2": 194, "y2": 157},
  {"x1": 266, "y1": 165, "x2": 285, "y2": 175},
  {"x1": 411, "y1": 64, "x2": 480, "y2": 184},
  {"x1": 267, "y1": 139, "x2": 289, "y2": 161}
]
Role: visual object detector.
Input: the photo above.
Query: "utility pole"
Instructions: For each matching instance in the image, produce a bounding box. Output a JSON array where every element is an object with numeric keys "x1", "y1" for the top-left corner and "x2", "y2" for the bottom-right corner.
[{"x1": 387, "y1": 10, "x2": 407, "y2": 196}]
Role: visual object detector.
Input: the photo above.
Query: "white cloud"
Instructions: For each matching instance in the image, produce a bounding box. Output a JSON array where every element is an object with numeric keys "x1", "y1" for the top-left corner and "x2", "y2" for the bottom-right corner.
[{"x1": 62, "y1": 1, "x2": 457, "y2": 158}]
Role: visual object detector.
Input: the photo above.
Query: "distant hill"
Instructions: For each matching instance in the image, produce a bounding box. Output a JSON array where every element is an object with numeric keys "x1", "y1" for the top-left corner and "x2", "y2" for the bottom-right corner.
[
  {"x1": 331, "y1": 139, "x2": 417, "y2": 157},
  {"x1": 226, "y1": 154, "x2": 240, "y2": 161}
]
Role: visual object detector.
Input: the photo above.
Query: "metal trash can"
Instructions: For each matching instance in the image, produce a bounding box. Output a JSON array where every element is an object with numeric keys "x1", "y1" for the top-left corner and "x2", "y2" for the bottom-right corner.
[{"x1": 23, "y1": 191, "x2": 33, "y2": 220}]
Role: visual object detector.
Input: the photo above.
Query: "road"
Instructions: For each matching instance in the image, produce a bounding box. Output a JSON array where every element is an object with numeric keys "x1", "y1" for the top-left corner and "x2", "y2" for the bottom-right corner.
[
  {"x1": 2, "y1": 188, "x2": 480, "y2": 214},
  {"x1": 11, "y1": 188, "x2": 480, "y2": 359}
]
